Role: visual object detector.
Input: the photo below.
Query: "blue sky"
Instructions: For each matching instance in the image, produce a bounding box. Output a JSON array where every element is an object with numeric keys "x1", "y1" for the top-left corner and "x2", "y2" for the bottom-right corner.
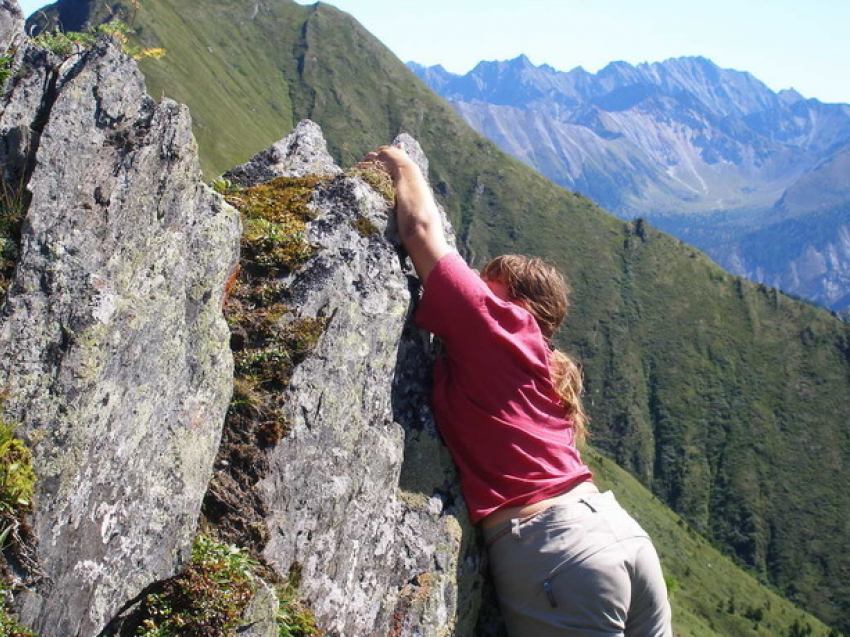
[{"x1": 17, "y1": 0, "x2": 850, "y2": 104}]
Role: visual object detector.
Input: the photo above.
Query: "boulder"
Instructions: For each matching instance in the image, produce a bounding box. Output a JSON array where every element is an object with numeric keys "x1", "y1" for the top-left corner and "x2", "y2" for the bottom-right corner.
[{"x1": 0, "y1": 39, "x2": 240, "y2": 635}]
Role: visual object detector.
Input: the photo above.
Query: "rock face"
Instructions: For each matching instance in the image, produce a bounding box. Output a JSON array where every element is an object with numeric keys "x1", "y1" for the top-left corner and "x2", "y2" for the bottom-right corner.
[
  {"x1": 0, "y1": 0, "x2": 494, "y2": 631},
  {"x1": 221, "y1": 129, "x2": 488, "y2": 636},
  {"x1": 0, "y1": 36, "x2": 240, "y2": 636}
]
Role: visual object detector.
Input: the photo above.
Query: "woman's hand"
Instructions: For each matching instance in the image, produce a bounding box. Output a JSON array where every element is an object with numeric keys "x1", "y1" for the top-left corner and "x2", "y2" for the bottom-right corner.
[
  {"x1": 361, "y1": 144, "x2": 450, "y2": 282},
  {"x1": 362, "y1": 144, "x2": 416, "y2": 182}
]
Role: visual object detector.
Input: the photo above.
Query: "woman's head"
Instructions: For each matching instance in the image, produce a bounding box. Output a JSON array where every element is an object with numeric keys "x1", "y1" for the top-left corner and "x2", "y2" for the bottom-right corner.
[
  {"x1": 481, "y1": 254, "x2": 588, "y2": 443},
  {"x1": 480, "y1": 254, "x2": 570, "y2": 340}
]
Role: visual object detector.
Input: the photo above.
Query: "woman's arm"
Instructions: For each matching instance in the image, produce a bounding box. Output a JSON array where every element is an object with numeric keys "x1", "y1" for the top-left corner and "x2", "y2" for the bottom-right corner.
[{"x1": 364, "y1": 145, "x2": 450, "y2": 283}]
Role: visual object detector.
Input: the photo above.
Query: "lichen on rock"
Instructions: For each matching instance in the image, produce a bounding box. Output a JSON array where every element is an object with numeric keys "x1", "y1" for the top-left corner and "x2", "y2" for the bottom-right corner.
[{"x1": 0, "y1": 31, "x2": 239, "y2": 637}]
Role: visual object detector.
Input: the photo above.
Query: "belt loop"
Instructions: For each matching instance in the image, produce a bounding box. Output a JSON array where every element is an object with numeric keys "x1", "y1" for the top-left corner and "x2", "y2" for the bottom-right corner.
[
  {"x1": 579, "y1": 498, "x2": 597, "y2": 513},
  {"x1": 511, "y1": 517, "x2": 522, "y2": 539}
]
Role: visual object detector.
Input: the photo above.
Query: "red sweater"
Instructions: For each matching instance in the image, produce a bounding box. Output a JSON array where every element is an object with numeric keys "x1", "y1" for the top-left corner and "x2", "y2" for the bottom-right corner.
[{"x1": 415, "y1": 252, "x2": 592, "y2": 524}]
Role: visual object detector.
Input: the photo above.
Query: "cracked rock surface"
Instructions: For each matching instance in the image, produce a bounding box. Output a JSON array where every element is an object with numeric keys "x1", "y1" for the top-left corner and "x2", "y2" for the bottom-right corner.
[{"x1": 0, "y1": 35, "x2": 239, "y2": 636}]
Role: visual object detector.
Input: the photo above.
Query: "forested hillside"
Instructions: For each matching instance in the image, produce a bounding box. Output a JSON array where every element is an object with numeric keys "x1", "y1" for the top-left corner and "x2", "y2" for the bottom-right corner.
[{"x1": 30, "y1": 0, "x2": 850, "y2": 630}]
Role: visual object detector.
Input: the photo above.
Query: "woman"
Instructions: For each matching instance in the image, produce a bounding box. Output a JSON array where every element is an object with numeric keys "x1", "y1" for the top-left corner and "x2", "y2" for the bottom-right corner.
[{"x1": 365, "y1": 145, "x2": 672, "y2": 636}]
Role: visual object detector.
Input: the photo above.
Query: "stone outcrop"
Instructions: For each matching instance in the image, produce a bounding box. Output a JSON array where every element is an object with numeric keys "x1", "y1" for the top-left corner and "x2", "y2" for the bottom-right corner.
[
  {"x1": 219, "y1": 125, "x2": 487, "y2": 636},
  {"x1": 0, "y1": 33, "x2": 239, "y2": 636},
  {"x1": 0, "y1": 0, "x2": 497, "y2": 631},
  {"x1": 224, "y1": 118, "x2": 342, "y2": 185}
]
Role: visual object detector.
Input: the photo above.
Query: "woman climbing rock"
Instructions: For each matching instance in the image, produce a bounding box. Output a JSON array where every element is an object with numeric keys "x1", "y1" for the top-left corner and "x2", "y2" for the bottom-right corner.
[{"x1": 363, "y1": 144, "x2": 673, "y2": 637}]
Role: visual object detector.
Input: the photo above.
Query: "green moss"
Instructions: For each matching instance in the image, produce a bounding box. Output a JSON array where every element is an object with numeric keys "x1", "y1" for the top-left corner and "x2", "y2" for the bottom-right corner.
[
  {"x1": 0, "y1": 412, "x2": 36, "y2": 637},
  {"x1": 222, "y1": 176, "x2": 330, "y2": 446},
  {"x1": 346, "y1": 164, "x2": 395, "y2": 206},
  {"x1": 0, "y1": 420, "x2": 35, "y2": 521},
  {"x1": 351, "y1": 216, "x2": 379, "y2": 238},
  {"x1": 226, "y1": 177, "x2": 325, "y2": 276}
]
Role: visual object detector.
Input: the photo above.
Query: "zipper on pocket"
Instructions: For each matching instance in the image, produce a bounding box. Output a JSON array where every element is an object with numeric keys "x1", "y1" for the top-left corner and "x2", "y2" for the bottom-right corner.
[{"x1": 543, "y1": 579, "x2": 558, "y2": 608}]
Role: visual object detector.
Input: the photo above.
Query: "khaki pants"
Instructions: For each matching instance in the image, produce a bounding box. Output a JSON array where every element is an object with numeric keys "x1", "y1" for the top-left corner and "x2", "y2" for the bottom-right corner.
[{"x1": 483, "y1": 491, "x2": 673, "y2": 636}]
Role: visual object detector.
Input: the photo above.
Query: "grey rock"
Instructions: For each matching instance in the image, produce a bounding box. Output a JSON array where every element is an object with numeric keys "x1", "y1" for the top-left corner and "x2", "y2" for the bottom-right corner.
[
  {"x1": 224, "y1": 123, "x2": 489, "y2": 636},
  {"x1": 0, "y1": 0, "x2": 23, "y2": 52},
  {"x1": 239, "y1": 582, "x2": 280, "y2": 637},
  {"x1": 224, "y1": 118, "x2": 342, "y2": 186},
  {"x1": 0, "y1": 39, "x2": 240, "y2": 636},
  {"x1": 391, "y1": 133, "x2": 456, "y2": 250},
  {"x1": 393, "y1": 132, "x2": 429, "y2": 179}
]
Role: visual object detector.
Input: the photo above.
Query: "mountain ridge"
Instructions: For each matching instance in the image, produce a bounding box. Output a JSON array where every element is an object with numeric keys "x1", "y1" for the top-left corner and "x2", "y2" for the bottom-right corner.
[{"x1": 25, "y1": 1, "x2": 850, "y2": 630}]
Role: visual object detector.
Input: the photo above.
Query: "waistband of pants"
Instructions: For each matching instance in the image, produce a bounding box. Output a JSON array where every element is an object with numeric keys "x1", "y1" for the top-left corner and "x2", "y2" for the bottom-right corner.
[{"x1": 483, "y1": 489, "x2": 616, "y2": 548}]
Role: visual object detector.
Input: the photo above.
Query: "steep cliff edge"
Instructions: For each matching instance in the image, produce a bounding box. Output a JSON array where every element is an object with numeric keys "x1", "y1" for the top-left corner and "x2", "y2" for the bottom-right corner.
[{"x1": 0, "y1": 10, "x2": 240, "y2": 636}]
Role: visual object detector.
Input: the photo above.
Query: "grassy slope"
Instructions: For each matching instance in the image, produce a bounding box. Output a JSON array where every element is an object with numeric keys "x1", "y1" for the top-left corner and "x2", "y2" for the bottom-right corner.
[
  {"x1": 586, "y1": 448, "x2": 833, "y2": 637},
  {"x1": 31, "y1": 0, "x2": 850, "y2": 630}
]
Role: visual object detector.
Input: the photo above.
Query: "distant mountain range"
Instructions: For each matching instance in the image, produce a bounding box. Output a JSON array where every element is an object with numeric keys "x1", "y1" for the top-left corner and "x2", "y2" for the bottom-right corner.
[{"x1": 410, "y1": 55, "x2": 850, "y2": 313}]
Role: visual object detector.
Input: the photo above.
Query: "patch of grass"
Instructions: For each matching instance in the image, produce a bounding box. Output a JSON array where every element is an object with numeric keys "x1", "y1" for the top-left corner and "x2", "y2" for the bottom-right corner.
[
  {"x1": 0, "y1": 582, "x2": 35, "y2": 637},
  {"x1": 276, "y1": 564, "x2": 321, "y2": 637},
  {"x1": 0, "y1": 179, "x2": 29, "y2": 304},
  {"x1": 0, "y1": 412, "x2": 36, "y2": 637},
  {"x1": 587, "y1": 448, "x2": 834, "y2": 637},
  {"x1": 226, "y1": 176, "x2": 325, "y2": 276},
  {"x1": 131, "y1": 535, "x2": 323, "y2": 636},
  {"x1": 135, "y1": 535, "x2": 257, "y2": 636},
  {"x1": 31, "y1": 21, "x2": 165, "y2": 59},
  {"x1": 201, "y1": 172, "x2": 330, "y2": 601}
]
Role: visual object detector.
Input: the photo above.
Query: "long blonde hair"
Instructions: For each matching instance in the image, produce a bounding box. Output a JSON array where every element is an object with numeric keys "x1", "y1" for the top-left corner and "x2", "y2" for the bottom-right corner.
[{"x1": 480, "y1": 255, "x2": 588, "y2": 443}]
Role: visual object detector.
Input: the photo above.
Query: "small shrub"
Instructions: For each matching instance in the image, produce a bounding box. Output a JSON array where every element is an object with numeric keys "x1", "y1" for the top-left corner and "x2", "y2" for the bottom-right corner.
[
  {"x1": 135, "y1": 535, "x2": 258, "y2": 636},
  {"x1": 210, "y1": 177, "x2": 238, "y2": 195},
  {"x1": 276, "y1": 563, "x2": 320, "y2": 637},
  {"x1": 32, "y1": 21, "x2": 166, "y2": 60},
  {"x1": 276, "y1": 583, "x2": 320, "y2": 637}
]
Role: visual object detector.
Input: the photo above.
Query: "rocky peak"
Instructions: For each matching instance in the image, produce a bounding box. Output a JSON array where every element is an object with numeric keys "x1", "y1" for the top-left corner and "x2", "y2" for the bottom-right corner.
[
  {"x1": 0, "y1": 3, "x2": 497, "y2": 630},
  {"x1": 223, "y1": 118, "x2": 342, "y2": 186}
]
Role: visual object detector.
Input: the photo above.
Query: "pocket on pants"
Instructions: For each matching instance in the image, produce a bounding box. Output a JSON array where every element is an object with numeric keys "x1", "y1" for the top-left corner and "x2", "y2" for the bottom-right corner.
[{"x1": 535, "y1": 542, "x2": 632, "y2": 631}]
